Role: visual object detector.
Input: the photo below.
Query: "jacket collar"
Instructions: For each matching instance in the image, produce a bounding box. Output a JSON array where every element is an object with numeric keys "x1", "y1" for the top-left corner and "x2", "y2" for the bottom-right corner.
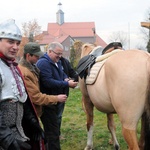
[{"x1": 19, "y1": 57, "x2": 40, "y2": 76}]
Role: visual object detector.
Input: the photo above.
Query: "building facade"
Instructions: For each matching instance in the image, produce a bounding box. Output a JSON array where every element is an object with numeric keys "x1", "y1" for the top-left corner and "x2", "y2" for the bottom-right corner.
[{"x1": 38, "y1": 2, "x2": 107, "y2": 59}]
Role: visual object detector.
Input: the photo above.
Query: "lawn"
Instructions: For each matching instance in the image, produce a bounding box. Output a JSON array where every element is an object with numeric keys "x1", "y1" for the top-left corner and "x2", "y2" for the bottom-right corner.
[{"x1": 60, "y1": 88, "x2": 141, "y2": 150}]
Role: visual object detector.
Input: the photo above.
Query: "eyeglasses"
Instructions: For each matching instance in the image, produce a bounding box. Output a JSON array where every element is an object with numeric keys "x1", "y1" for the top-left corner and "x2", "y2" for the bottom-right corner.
[{"x1": 52, "y1": 50, "x2": 63, "y2": 56}]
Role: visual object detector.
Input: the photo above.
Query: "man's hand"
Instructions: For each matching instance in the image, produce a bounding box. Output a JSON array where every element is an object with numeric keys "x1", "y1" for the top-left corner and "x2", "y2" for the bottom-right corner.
[
  {"x1": 68, "y1": 80, "x2": 78, "y2": 88},
  {"x1": 57, "y1": 94, "x2": 67, "y2": 102},
  {"x1": 30, "y1": 119, "x2": 46, "y2": 143},
  {"x1": 8, "y1": 139, "x2": 31, "y2": 150}
]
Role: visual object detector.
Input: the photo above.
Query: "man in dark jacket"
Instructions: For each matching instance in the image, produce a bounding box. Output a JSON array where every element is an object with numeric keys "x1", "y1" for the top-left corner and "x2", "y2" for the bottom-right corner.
[
  {"x1": 0, "y1": 19, "x2": 45, "y2": 150},
  {"x1": 59, "y1": 57, "x2": 78, "y2": 138},
  {"x1": 60, "y1": 57, "x2": 78, "y2": 83},
  {"x1": 60, "y1": 56, "x2": 78, "y2": 98}
]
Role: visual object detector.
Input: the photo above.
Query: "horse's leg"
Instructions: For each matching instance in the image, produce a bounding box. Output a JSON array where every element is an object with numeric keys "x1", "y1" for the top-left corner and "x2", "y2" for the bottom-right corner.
[
  {"x1": 138, "y1": 115, "x2": 145, "y2": 150},
  {"x1": 122, "y1": 127, "x2": 140, "y2": 150},
  {"x1": 82, "y1": 96, "x2": 94, "y2": 150},
  {"x1": 107, "y1": 114, "x2": 120, "y2": 150}
]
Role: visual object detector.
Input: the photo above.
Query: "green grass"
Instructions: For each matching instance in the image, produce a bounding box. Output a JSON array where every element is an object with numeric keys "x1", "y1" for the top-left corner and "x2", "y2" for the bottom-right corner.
[{"x1": 60, "y1": 88, "x2": 141, "y2": 150}]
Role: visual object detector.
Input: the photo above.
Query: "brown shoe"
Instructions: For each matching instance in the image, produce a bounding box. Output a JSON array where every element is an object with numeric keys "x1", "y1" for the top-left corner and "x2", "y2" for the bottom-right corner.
[{"x1": 59, "y1": 135, "x2": 66, "y2": 140}]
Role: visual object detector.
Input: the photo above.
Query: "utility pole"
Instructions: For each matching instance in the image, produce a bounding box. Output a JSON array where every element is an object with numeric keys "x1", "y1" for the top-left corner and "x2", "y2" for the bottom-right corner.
[
  {"x1": 148, "y1": 14, "x2": 150, "y2": 52},
  {"x1": 128, "y1": 22, "x2": 130, "y2": 49},
  {"x1": 28, "y1": 31, "x2": 34, "y2": 42}
]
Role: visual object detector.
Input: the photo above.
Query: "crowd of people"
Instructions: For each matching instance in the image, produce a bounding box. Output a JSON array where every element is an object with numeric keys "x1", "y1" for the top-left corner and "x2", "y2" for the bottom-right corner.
[{"x1": 0, "y1": 19, "x2": 78, "y2": 150}]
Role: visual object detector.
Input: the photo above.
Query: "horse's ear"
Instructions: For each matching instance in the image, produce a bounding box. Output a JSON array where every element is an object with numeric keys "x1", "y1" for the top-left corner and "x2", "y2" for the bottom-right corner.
[
  {"x1": 82, "y1": 44, "x2": 87, "y2": 49},
  {"x1": 94, "y1": 43, "x2": 97, "y2": 46},
  {"x1": 84, "y1": 45, "x2": 88, "y2": 49}
]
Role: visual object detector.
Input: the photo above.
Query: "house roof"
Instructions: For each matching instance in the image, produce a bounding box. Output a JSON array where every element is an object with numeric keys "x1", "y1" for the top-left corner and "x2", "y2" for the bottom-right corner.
[
  {"x1": 39, "y1": 21, "x2": 107, "y2": 47},
  {"x1": 47, "y1": 22, "x2": 95, "y2": 37},
  {"x1": 38, "y1": 34, "x2": 70, "y2": 45},
  {"x1": 95, "y1": 34, "x2": 107, "y2": 47}
]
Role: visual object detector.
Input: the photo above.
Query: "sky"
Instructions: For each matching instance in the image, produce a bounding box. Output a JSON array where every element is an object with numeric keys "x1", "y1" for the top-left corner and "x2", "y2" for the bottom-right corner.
[{"x1": 0, "y1": 0, "x2": 150, "y2": 49}]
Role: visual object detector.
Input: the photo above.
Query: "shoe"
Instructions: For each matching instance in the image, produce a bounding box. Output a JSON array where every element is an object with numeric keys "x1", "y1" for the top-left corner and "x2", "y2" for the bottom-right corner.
[{"x1": 59, "y1": 135, "x2": 66, "y2": 140}]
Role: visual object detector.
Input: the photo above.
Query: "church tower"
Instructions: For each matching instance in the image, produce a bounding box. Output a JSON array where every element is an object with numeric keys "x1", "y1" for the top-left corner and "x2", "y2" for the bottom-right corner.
[{"x1": 56, "y1": 2, "x2": 64, "y2": 25}]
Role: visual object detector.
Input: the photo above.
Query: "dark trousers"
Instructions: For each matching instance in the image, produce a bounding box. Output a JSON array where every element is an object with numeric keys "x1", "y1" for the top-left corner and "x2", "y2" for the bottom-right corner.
[
  {"x1": 41, "y1": 105, "x2": 61, "y2": 150},
  {"x1": 57, "y1": 102, "x2": 65, "y2": 135}
]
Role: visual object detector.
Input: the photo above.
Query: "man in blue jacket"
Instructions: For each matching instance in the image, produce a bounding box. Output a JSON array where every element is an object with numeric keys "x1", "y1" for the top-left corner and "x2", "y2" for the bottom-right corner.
[{"x1": 36, "y1": 42, "x2": 78, "y2": 150}]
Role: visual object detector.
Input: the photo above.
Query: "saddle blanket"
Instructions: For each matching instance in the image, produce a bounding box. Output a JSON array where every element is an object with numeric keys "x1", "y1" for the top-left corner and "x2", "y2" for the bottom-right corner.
[
  {"x1": 86, "y1": 60, "x2": 106, "y2": 85},
  {"x1": 86, "y1": 49, "x2": 123, "y2": 85}
]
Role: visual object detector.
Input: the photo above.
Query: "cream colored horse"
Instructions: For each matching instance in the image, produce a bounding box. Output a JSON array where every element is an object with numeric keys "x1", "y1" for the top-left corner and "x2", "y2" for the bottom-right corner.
[{"x1": 78, "y1": 43, "x2": 150, "y2": 150}]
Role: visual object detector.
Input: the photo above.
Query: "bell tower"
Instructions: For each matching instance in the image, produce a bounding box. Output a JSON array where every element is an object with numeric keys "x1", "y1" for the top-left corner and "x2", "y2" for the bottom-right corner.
[{"x1": 56, "y1": 2, "x2": 64, "y2": 25}]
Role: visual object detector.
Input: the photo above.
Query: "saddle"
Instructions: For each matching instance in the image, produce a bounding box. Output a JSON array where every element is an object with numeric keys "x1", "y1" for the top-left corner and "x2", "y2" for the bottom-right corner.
[
  {"x1": 77, "y1": 54, "x2": 96, "y2": 79},
  {"x1": 77, "y1": 48, "x2": 123, "y2": 81},
  {"x1": 77, "y1": 46, "x2": 103, "y2": 79}
]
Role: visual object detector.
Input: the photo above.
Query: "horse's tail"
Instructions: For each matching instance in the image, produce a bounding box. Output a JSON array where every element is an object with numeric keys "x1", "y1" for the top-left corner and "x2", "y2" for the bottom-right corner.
[{"x1": 143, "y1": 57, "x2": 150, "y2": 150}]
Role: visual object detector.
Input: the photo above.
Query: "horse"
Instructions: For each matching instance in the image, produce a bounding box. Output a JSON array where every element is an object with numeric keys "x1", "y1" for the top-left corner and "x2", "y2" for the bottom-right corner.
[{"x1": 77, "y1": 43, "x2": 150, "y2": 150}]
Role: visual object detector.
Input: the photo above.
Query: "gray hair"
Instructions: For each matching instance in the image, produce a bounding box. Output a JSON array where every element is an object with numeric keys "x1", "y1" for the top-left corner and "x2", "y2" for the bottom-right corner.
[{"x1": 47, "y1": 42, "x2": 63, "y2": 51}]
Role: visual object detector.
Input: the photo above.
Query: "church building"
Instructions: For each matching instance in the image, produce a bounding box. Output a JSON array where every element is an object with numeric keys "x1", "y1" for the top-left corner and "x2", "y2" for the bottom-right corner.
[{"x1": 39, "y1": 2, "x2": 107, "y2": 59}]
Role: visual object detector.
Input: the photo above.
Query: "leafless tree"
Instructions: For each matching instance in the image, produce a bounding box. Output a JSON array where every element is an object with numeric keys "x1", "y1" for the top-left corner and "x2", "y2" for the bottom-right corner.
[
  {"x1": 22, "y1": 19, "x2": 42, "y2": 38},
  {"x1": 17, "y1": 19, "x2": 43, "y2": 59}
]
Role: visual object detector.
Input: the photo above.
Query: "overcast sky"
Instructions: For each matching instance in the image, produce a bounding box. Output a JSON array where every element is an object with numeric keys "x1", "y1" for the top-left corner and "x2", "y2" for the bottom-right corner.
[{"x1": 0, "y1": 0, "x2": 150, "y2": 49}]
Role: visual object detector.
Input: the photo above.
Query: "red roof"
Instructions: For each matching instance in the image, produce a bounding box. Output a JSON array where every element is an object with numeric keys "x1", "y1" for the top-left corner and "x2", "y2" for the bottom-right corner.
[
  {"x1": 47, "y1": 22, "x2": 95, "y2": 37},
  {"x1": 39, "y1": 21, "x2": 107, "y2": 47},
  {"x1": 38, "y1": 34, "x2": 70, "y2": 45},
  {"x1": 95, "y1": 34, "x2": 107, "y2": 47}
]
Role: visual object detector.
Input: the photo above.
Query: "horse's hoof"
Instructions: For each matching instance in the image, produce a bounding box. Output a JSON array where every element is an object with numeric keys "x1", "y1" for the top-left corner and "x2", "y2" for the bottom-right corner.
[
  {"x1": 84, "y1": 145, "x2": 93, "y2": 150},
  {"x1": 108, "y1": 139, "x2": 113, "y2": 145},
  {"x1": 114, "y1": 144, "x2": 120, "y2": 150}
]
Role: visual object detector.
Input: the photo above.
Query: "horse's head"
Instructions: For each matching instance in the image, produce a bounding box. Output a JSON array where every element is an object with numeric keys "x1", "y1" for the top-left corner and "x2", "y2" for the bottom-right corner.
[
  {"x1": 81, "y1": 43, "x2": 96, "y2": 58},
  {"x1": 102, "y1": 42, "x2": 123, "y2": 54}
]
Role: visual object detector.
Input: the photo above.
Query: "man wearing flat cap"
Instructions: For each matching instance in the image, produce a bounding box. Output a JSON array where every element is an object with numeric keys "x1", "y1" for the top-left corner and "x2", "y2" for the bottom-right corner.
[
  {"x1": 19, "y1": 42, "x2": 67, "y2": 117},
  {"x1": 23, "y1": 42, "x2": 44, "y2": 57}
]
